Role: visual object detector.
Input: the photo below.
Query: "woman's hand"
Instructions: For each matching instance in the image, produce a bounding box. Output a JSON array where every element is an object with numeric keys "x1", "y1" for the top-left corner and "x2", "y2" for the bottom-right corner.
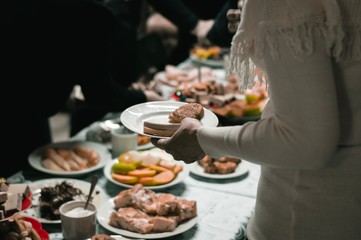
[
  {"x1": 150, "y1": 117, "x2": 205, "y2": 164},
  {"x1": 226, "y1": 8, "x2": 241, "y2": 33},
  {"x1": 226, "y1": 0, "x2": 243, "y2": 33}
]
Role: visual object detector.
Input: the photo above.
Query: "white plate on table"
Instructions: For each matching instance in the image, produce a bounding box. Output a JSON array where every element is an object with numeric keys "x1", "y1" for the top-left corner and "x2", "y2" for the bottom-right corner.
[
  {"x1": 190, "y1": 54, "x2": 225, "y2": 68},
  {"x1": 120, "y1": 101, "x2": 219, "y2": 139},
  {"x1": 189, "y1": 161, "x2": 250, "y2": 179},
  {"x1": 22, "y1": 178, "x2": 107, "y2": 224},
  {"x1": 104, "y1": 159, "x2": 189, "y2": 190},
  {"x1": 28, "y1": 141, "x2": 111, "y2": 176},
  {"x1": 97, "y1": 198, "x2": 198, "y2": 239}
]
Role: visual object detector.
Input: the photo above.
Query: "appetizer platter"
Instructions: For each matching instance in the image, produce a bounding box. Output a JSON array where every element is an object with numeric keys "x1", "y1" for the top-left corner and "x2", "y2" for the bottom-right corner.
[
  {"x1": 28, "y1": 141, "x2": 111, "y2": 176},
  {"x1": 97, "y1": 185, "x2": 198, "y2": 239},
  {"x1": 152, "y1": 64, "x2": 268, "y2": 126},
  {"x1": 22, "y1": 178, "x2": 107, "y2": 224},
  {"x1": 104, "y1": 149, "x2": 189, "y2": 190},
  {"x1": 189, "y1": 45, "x2": 227, "y2": 68},
  {"x1": 189, "y1": 159, "x2": 250, "y2": 179}
]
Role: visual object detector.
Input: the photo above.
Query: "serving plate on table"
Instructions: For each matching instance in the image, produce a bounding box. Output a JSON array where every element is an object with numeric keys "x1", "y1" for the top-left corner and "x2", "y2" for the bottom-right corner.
[
  {"x1": 22, "y1": 178, "x2": 107, "y2": 224},
  {"x1": 120, "y1": 101, "x2": 219, "y2": 139},
  {"x1": 104, "y1": 159, "x2": 189, "y2": 190},
  {"x1": 189, "y1": 161, "x2": 250, "y2": 179},
  {"x1": 28, "y1": 141, "x2": 111, "y2": 176},
  {"x1": 97, "y1": 197, "x2": 198, "y2": 239},
  {"x1": 189, "y1": 54, "x2": 225, "y2": 68}
]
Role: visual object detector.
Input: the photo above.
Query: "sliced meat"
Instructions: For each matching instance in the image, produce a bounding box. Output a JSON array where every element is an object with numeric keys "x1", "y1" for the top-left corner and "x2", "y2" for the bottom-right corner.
[
  {"x1": 177, "y1": 198, "x2": 197, "y2": 222},
  {"x1": 151, "y1": 216, "x2": 178, "y2": 232},
  {"x1": 214, "y1": 161, "x2": 238, "y2": 174},
  {"x1": 109, "y1": 207, "x2": 154, "y2": 234},
  {"x1": 156, "y1": 193, "x2": 178, "y2": 216}
]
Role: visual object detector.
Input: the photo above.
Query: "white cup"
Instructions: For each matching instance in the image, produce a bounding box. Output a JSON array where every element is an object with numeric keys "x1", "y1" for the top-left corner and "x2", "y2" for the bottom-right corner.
[
  {"x1": 111, "y1": 126, "x2": 138, "y2": 158},
  {"x1": 59, "y1": 200, "x2": 97, "y2": 240}
]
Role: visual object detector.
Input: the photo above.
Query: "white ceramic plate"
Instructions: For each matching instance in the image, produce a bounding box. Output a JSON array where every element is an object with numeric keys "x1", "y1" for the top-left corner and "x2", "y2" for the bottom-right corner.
[
  {"x1": 97, "y1": 198, "x2": 198, "y2": 239},
  {"x1": 22, "y1": 178, "x2": 107, "y2": 224},
  {"x1": 120, "y1": 101, "x2": 219, "y2": 139},
  {"x1": 28, "y1": 141, "x2": 111, "y2": 176},
  {"x1": 104, "y1": 159, "x2": 189, "y2": 190},
  {"x1": 189, "y1": 161, "x2": 250, "y2": 179}
]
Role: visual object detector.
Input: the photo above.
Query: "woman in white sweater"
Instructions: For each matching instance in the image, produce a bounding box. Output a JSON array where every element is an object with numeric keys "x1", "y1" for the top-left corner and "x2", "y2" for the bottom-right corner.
[{"x1": 152, "y1": 0, "x2": 361, "y2": 239}]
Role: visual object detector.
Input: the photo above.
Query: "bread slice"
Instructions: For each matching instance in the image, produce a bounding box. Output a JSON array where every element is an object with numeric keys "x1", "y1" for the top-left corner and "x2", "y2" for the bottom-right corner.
[
  {"x1": 169, "y1": 103, "x2": 204, "y2": 123},
  {"x1": 142, "y1": 103, "x2": 204, "y2": 137}
]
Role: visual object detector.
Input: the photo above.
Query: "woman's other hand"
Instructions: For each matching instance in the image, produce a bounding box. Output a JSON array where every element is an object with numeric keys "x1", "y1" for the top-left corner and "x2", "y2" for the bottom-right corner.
[
  {"x1": 151, "y1": 117, "x2": 205, "y2": 164},
  {"x1": 226, "y1": 8, "x2": 241, "y2": 33},
  {"x1": 227, "y1": 0, "x2": 243, "y2": 34}
]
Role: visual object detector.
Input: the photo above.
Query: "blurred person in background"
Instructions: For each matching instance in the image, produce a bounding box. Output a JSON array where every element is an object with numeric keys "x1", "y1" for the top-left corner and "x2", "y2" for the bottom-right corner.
[
  {"x1": 152, "y1": 0, "x2": 361, "y2": 239},
  {"x1": 2, "y1": 0, "x2": 163, "y2": 178},
  {"x1": 144, "y1": 0, "x2": 240, "y2": 65}
]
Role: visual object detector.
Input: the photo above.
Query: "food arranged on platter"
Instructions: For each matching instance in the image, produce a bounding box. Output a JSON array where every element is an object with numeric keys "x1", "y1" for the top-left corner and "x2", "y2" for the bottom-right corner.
[
  {"x1": 36, "y1": 181, "x2": 85, "y2": 221},
  {"x1": 143, "y1": 102, "x2": 204, "y2": 137},
  {"x1": 23, "y1": 179, "x2": 106, "y2": 224},
  {"x1": 111, "y1": 149, "x2": 184, "y2": 186},
  {"x1": 0, "y1": 179, "x2": 31, "y2": 219},
  {"x1": 108, "y1": 184, "x2": 197, "y2": 234},
  {"x1": 190, "y1": 45, "x2": 229, "y2": 68},
  {"x1": 198, "y1": 156, "x2": 242, "y2": 174},
  {"x1": 28, "y1": 141, "x2": 111, "y2": 176},
  {"x1": 191, "y1": 45, "x2": 223, "y2": 60},
  {"x1": 154, "y1": 64, "x2": 268, "y2": 121},
  {"x1": 210, "y1": 79, "x2": 268, "y2": 119},
  {"x1": 0, "y1": 213, "x2": 48, "y2": 240},
  {"x1": 155, "y1": 65, "x2": 220, "y2": 90},
  {"x1": 41, "y1": 146, "x2": 99, "y2": 172}
]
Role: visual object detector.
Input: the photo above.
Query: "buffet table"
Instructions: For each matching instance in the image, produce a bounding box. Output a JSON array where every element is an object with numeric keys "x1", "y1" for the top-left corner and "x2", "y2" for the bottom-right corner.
[
  {"x1": 8, "y1": 113, "x2": 260, "y2": 240},
  {"x1": 7, "y1": 55, "x2": 262, "y2": 239}
]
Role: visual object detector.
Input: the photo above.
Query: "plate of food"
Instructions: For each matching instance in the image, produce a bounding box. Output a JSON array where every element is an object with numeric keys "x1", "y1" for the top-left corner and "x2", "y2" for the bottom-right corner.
[
  {"x1": 104, "y1": 148, "x2": 189, "y2": 190},
  {"x1": 28, "y1": 141, "x2": 111, "y2": 176},
  {"x1": 190, "y1": 45, "x2": 227, "y2": 68},
  {"x1": 120, "y1": 101, "x2": 219, "y2": 138},
  {"x1": 22, "y1": 178, "x2": 107, "y2": 224},
  {"x1": 96, "y1": 185, "x2": 198, "y2": 239},
  {"x1": 189, "y1": 156, "x2": 249, "y2": 179}
]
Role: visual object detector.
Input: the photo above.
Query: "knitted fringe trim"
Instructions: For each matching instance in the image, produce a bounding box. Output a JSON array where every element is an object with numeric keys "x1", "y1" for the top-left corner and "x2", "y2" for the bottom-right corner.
[{"x1": 227, "y1": 14, "x2": 349, "y2": 90}]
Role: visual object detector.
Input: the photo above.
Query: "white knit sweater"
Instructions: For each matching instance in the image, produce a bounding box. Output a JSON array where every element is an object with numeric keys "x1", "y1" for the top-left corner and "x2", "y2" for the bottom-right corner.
[{"x1": 198, "y1": 0, "x2": 361, "y2": 239}]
